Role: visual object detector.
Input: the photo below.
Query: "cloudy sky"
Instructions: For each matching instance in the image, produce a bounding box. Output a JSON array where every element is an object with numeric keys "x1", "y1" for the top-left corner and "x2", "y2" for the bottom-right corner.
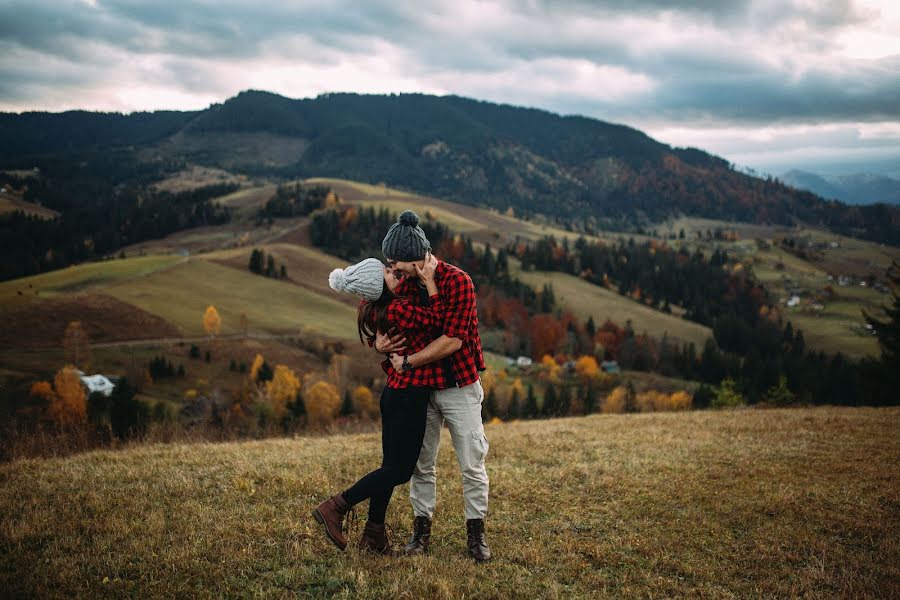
[{"x1": 1, "y1": 0, "x2": 899, "y2": 175}]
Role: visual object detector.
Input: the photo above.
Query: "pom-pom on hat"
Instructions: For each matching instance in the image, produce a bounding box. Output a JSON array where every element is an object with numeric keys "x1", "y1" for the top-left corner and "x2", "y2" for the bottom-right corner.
[
  {"x1": 328, "y1": 258, "x2": 385, "y2": 302},
  {"x1": 381, "y1": 210, "x2": 431, "y2": 262}
]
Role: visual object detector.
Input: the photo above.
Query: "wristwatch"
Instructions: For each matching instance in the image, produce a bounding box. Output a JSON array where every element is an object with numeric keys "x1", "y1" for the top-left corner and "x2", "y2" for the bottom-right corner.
[{"x1": 402, "y1": 355, "x2": 413, "y2": 372}]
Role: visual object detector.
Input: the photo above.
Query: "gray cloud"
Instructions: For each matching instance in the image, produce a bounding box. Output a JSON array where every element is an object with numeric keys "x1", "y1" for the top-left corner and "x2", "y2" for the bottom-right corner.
[{"x1": 0, "y1": 0, "x2": 898, "y2": 172}]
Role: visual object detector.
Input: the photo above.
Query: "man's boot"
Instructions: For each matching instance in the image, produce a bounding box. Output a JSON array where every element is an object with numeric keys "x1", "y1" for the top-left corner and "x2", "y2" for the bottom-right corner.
[
  {"x1": 311, "y1": 493, "x2": 351, "y2": 550},
  {"x1": 466, "y1": 518, "x2": 492, "y2": 562},
  {"x1": 358, "y1": 521, "x2": 392, "y2": 556},
  {"x1": 402, "y1": 516, "x2": 432, "y2": 556}
]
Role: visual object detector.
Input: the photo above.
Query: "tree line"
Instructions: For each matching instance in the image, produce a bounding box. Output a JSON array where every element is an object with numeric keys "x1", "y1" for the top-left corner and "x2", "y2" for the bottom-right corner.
[{"x1": 0, "y1": 159, "x2": 234, "y2": 281}]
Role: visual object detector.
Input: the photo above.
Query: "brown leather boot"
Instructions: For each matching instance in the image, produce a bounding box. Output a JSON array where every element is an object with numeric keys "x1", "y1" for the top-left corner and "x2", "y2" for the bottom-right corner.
[
  {"x1": 466, "y1": 518, "x2": 492, "y2": 562},
  {"x1": 311, "y1": 493, "x2": 351, "y2": 551},
  {"x1": 402, "y1": 516, "x2": 432, "y2": 556},
  {"x1": 358, "y1": 521, "x2": 392, "y2": 555}
]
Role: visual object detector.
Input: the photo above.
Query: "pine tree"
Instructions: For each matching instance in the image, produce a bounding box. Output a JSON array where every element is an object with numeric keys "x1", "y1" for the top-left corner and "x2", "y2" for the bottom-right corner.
[
  {"x1": 558, "y1": 385, "x2": 571, "y2": 416},
  {"x1": 525, "y1": 384, "x2": 538, "y2": 418},
  {"x1": 507, "y1": 388, "x2": 521, "y2": 420},
  {"x1": 340, "y1": 390, "x2": 353, "y2": 417},
  {"x1": 864, "y1": 263, "x2": 900, "y2": 369},
  {"x1": 484, "y1": 388, "x2": 498, "y2": 422},
  {"x1": 542, "y1": 384, "x2": 557, "y2": 417},
  {"x1": 624, "y1": 380, "x2": 638, "y2": 413},
  {"x1": 584, "y1": 384, "x2": 597, "y2": 414}
]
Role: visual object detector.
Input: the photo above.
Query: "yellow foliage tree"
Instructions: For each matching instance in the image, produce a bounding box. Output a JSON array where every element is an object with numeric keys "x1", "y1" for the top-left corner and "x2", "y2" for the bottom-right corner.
[
  {"x1": 266, "y1": 365, "x2": 301, "y2": 419},
  {"x1": 602, "y1": 386, "x2": 626, "y2": 414},
  {"x1": 575, "y1": 355, "x2": 601, "y2": 380},
  {"x1": 304, "y1": 381, "x2": 341, "y2": 427},
  {"x1": 203, "y1": 305, "x2": 221, "y2": 338},
  {"x1": 351, "y1": 385, "x2": 378, "y2": 419},
  {"x1": 540, "y1": 354, "x2": 561, "y2": 381},
  {"x1": 669, "y1": 391, "x2": 693, "y2": 410},
  {"x1": 48, "y1": 365, "x2": 86, "y2": 427},
  {"x1": 249, "y1": 354, "x2": 265, "y2": 381}
]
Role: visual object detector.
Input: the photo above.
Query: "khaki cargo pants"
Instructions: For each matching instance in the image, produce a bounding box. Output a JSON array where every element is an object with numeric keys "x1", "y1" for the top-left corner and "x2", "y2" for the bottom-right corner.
[{"x1": 409, "y1": 379, "x2": 490, "y2": 520}]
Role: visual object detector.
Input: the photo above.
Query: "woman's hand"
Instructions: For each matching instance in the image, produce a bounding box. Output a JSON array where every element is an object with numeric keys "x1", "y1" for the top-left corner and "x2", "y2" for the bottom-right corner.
[
  {"x1": 389, "y1": 352, "x2": 406, "y2": 372},
  {"x1": 415, "y1": 252, "x2": 438, "y2": 284},
  {"x1": 376, "y1": 330, "x2": 407, "y2": 354}
]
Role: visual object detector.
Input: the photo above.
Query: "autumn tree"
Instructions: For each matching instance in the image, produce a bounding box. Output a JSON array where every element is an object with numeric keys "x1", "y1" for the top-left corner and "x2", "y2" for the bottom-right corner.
[
  {"x1": 62, "y1": 321, "x2": 92, "y2": 370},
  {"x1": 48, "y1": 365, "x2": 87, "y2": 427},
  {"x1": 304, "y1": 381, "x2": 341, "y2": 427},
  {"x1": 352, "y1": 385, "x2": 378, "y2": 419},
  {"x1": 575, "y1": 355, "x2": 600, "y2": 381},
  {"x1": 266, "y1": 365, "x2": 301, "y2": 419},
  {"x1": 203, "y1": 305, "x2": 221, "y2": 338}
]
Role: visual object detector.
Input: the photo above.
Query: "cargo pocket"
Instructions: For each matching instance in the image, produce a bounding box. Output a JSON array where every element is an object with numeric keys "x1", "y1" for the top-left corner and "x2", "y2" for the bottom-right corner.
[{"x1": 471, "y1": 429, "x2": 489, "y2": 463}]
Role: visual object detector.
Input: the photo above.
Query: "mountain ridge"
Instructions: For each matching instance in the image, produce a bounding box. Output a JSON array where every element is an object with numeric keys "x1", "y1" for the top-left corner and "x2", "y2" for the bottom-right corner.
[{"x1": 2, "y1": 89, "x2": 898, "y2": 245}]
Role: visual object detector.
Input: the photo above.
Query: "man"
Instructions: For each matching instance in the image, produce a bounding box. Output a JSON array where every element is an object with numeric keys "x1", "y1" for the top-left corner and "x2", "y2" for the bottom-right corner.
[{"x1": 375, "y1": 209, "x2": 492, "y2": 562}]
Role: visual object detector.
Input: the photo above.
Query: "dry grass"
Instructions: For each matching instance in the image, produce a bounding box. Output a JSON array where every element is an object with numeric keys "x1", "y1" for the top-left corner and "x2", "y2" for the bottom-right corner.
[{"x1": 1, "y1": 407, "x2": 897, "y2": 599}]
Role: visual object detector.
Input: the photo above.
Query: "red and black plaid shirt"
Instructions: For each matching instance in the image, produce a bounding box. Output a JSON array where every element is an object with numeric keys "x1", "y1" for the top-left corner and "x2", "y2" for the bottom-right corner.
[
  {"x1": 380, "y1": 294, "x2": 444, "y2": 389},
  {"x1": 384, "y1": 260, "x2": 485, "y2": 390}
]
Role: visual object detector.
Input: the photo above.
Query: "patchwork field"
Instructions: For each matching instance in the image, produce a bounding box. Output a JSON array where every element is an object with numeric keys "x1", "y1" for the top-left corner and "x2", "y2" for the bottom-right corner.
[
  {"x1": 514, "y1": 268, "x2": 712, "y2": 349},
  {"x1": 1, "y1": 407, "x2": 896, "y2": 598},
  {"x1": 103, "y1": 259, "x2": 357, "y2": 340}
]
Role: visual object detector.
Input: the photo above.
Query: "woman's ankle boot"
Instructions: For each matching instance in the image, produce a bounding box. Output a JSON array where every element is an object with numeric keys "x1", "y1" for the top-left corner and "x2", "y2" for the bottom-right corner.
[{"x1": 358, "y1": 521, "x2": 392, "y2": 555}]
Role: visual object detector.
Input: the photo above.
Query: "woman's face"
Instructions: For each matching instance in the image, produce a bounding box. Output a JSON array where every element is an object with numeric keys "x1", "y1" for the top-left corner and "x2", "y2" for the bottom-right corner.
[{"x1": 383, "y1": 264, "x2": 401, "y2": 292}]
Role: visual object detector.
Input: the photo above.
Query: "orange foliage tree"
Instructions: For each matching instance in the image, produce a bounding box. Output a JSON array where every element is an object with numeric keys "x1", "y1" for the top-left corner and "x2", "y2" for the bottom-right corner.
[
  {"x1": 48, "y1": 365, "x2": 87, "y2": 427},
  {"x1": 249, "y1": 354, "x2": 265, "y2": 381},
  {"x1": 351, "y1": 385, "x2": 378, "y2": 419},
  {"x1": 575, "y1": 355, "x2": 601, "y2": 381},
  {"x1": 304, "y1": 381, "x2": 341, "y2": 427},
  {"x1": 266, "y1": 365, "x2": 301, "y2": 419},
  {"x1": 203, "y1": 305, "x2": 221, "y2": 338}
]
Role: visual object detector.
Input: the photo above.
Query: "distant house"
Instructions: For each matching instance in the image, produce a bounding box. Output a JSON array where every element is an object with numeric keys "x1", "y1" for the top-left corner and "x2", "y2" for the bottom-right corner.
[
  {"x1": 516, "y1": 356, "x2": 533, "y2": 367},
  {"x1": 0, "y1": 187, "x2": 6, "y2": 193},
  {"x1": 786, "y1": 295, "x2": 801, "y2": 308},
  {"x1": 78, "y1": 372, "x2": 116, "y2": 397},
  {"x1": 601, "y1": 360, "x2": 620, "y2": 374}
]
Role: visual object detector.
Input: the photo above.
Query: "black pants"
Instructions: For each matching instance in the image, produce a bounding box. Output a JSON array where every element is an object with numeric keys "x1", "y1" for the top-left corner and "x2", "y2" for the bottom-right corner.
[{"x1": 341, "y1": 386, "x2": 430, "y2": 524}]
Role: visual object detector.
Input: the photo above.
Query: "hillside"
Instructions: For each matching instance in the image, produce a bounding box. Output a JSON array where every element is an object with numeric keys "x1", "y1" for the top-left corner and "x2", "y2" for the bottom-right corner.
[
  {"x1": 1, "y1": 407, "x2": 897, "y2": 598},
  {"x1": 3, "y1": 90, "x2": 899, "y2": 246}
]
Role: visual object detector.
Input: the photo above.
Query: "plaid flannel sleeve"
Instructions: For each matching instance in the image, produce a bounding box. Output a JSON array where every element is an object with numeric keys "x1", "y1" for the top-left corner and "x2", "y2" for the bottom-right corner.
[
  {"x1": 387, "y1": 295, "x2": 443, "y2": 331},
  {"x1": 442, "y1": 271, "x2": 475, "y2": 339}
]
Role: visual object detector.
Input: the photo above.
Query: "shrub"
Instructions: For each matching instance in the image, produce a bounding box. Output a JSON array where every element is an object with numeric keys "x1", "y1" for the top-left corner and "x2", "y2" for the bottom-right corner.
[{"x1": 711, "y1": 378, "x2": 744, "y2": 408}]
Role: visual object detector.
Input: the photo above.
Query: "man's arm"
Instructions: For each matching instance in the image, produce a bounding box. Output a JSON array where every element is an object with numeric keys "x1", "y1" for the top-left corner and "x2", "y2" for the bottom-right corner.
[{"x1": 391, "y1": 334, "x2": 462, "y2": 371}]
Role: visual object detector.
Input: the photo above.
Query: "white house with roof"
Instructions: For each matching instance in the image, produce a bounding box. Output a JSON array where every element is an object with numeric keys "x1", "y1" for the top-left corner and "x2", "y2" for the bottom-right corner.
[{"x1": 76, "y1": 371, "x2": 116, "y2": 397}]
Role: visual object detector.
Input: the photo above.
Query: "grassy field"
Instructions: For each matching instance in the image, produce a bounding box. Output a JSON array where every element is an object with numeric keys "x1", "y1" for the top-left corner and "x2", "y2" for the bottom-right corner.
[
  {"x1": 1, "y1": 407, "x2": 896, "y2": 598},
  {"x1": 103, "y1": 259, "x2": 357, "y2": 340},
  {"x1": 0, "y1": 255, "x2": 185, "y2": 309},
  {"x1": 514, "y1": 268, "x2": 712, "y2": 349}
]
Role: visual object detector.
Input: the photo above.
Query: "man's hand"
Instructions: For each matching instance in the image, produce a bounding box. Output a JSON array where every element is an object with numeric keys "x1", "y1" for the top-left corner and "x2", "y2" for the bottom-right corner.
[
  {"x1": 389, "y1": 352, "x2": 405, "y2": 372},
  {"x1": 375, "y1": 330, "x2": 407, "y2": 354}
]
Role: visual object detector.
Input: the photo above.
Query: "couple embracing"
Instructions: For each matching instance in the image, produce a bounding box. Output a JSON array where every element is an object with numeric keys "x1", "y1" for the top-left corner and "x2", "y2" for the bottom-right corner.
[{"x1": 312, "y1": 210, "x2": 492, "y2": 562}]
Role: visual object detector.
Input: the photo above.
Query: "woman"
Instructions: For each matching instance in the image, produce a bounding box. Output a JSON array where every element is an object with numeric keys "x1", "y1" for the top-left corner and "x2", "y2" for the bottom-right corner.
[{"x1": 312, "y1": 253, "x2": 440, "y2": 555}]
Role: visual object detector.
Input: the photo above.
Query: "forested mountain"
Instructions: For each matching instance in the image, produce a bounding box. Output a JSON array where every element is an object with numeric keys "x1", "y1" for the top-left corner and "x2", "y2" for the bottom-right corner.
[{"x1": 2, "y1": 90, "x2": 899, "y2": 245}]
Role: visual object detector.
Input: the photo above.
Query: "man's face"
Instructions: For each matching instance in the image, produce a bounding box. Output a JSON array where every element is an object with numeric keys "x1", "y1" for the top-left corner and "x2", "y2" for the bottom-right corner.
[{"x1": 386, "y1": 258, "x2": 424, "y2": 281}]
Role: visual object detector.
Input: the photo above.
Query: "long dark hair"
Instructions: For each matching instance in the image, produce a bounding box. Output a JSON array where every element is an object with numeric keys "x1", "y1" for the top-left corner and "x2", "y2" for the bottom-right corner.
[{"x1": 358, "y1": 279, "x2": 395, "y2": 344}]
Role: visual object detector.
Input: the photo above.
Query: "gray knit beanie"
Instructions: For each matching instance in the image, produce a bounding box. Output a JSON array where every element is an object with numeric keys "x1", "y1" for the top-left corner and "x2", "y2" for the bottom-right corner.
[
  {"x1": 328, "y1": 258, "x2": 385, "y2": 302},
  {"x1": 382, "y1": 210, "x2": 431, "y2": 262}
]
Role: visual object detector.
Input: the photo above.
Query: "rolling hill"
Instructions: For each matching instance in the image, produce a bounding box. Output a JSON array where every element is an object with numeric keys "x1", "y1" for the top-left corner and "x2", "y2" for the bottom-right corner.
[{"x1": 3, "y1": 90, "x2": 899, "y2": 246}]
